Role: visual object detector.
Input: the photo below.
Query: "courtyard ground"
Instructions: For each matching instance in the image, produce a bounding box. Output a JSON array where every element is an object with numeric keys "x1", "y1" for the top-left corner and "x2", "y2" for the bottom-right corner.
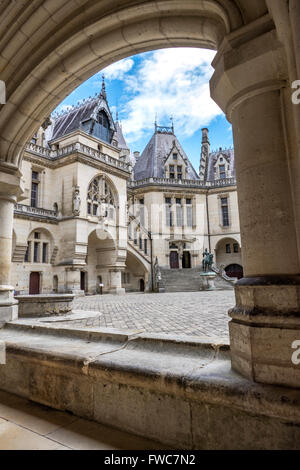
[{"x1": 62, "y1": 290, "x2": 235, "y2": 340}]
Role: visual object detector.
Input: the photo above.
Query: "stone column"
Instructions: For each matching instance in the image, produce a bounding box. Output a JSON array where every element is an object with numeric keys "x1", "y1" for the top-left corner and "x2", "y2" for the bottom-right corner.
[
  {"x1": 211, "y1": 23, "x2": 300, "y2": 388},
  {"x1": 0, "y1": 194, "x2": 18, "y2": 325},
  {"x1": 65, "y1": 267, "x2": 84, "y2": 296},
  {"x1": 109, "y1": 268, "x2": 125, "y2": 295}
]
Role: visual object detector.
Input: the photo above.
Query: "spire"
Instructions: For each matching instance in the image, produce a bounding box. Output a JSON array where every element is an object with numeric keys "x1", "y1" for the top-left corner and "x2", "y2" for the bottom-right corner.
[
  {"x1": 100, "y1": 74, "x2": 107, "y2": 99},
  {"x1": 170, "y1": 116, "x2": 174, "y2": 134}
]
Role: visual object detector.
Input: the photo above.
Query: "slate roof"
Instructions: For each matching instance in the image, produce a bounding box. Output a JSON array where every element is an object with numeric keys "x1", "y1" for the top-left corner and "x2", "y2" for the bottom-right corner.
[
  {"x1": 50, "y1": 97, "x2": 100, "y2": 140},
  {"x1": 115, "y1": 121, "x2": 130, "y2": 150},
  {"x1": 49, "y1": 77, "x2": 116, "y2": 143},
  {"x1": 206, "y1": 148, "x2": 235, "y2": 182},
  {"x1": 134, "y1": 130, "x2": 199, "y2": 181}
]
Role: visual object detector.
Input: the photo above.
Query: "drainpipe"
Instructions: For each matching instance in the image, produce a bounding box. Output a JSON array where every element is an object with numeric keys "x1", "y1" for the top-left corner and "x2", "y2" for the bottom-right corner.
[
  {"x1": 206, "y1": 191, "x2": 211, "y2": 252},
  {"x1": 149, "y1": 230, "x2": 154, "y2": 292}
]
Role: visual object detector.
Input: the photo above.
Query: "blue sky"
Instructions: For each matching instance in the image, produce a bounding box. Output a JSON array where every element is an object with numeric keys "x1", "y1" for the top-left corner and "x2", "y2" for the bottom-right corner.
[{"x1": 55, "y1": 48, "x2": 233, "y2": 170}]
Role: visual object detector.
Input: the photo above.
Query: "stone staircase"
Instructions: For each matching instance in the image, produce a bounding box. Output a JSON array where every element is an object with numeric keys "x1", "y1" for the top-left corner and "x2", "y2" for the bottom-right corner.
[{"x1": 160, "y1": 266, "x2": 235, "y2": 292}]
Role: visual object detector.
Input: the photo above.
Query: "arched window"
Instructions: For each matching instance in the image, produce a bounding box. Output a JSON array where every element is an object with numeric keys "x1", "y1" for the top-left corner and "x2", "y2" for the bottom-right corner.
[{"x1": 87, "y1": 175, "x2": 116, "y2": 220}]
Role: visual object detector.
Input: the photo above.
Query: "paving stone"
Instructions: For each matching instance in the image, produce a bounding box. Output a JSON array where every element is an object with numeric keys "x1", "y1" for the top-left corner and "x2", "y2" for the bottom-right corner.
[{"x1": 56, "y1": 291, "x2": 235, "y2": 339}]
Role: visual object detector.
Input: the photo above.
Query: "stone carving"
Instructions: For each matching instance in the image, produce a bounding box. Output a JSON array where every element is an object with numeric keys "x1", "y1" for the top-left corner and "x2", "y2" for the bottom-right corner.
[
  {"x1": 97, "y1": 197, "x2": 108, "y2": 220},
  {"x1": 202, "y1": 248, "x2": 214, "y2": 272},
  {"x1": 73, "y1": 186, "x2": 81, "y2": 216}
]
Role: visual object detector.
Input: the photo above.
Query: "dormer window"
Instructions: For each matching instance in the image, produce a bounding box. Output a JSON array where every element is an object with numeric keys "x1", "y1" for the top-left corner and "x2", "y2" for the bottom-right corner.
[
  {"x1": 98, "y1": 110, "x2": 109, "y2": 128},
  {"x1": 169, "y1": 165, "x2": 175, "y2": 179},
  {"x1": 219, "y1": 164, "x2": 226, "y2": 179}
]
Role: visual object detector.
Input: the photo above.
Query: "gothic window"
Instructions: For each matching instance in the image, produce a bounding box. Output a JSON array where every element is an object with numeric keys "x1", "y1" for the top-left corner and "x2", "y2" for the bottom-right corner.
[
  {"x1": 31, "y1": 171, "x2": 39, "y2": 208},
  {"x1": 87, "y1": 175, "x2": 116, "y2": 220},
  {"x1": 176, "y1": 199, "x2": 182, "y2": 227},
  {"x1": 221, "y1": 197, "x2": 230, "y2": 227},
  {"x1": 165, "y1": 198, "x2": 173, "y2": 227}
]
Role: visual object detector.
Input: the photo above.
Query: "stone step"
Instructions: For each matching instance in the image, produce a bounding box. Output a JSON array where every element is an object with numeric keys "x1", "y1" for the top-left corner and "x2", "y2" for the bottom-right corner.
[{"x1": 159, "y1": 267, "x2": 234, "y2": 292}]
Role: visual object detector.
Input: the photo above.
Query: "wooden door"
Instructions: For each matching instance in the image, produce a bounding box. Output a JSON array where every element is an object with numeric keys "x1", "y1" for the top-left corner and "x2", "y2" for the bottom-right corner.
[
  {"x1": 170, "y1": 251, "x2": 179, "y2": 269},
  {"x1": 182, "y1": 251, "x2": 191, "y2": 269},
  {"x1": 29, "y1": 272, "x2": 40, "y2": 295}
]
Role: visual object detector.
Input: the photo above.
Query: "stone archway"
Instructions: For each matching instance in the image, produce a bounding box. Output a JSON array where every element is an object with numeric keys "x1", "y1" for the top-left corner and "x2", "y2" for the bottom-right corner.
[{"x1": 0, "y1": 1, "x2": 299, "y2": 388}]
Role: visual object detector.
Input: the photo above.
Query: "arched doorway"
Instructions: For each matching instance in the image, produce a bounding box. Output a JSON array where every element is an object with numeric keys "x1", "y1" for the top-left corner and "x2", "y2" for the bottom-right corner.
[
  {"x1": 139, "y1": 279, "x2": 145, "y2": 292},
  {"x1": 29, "y1": 272, "x2": 40, "y2": 295},
  {"x1": 225, "y1": 264, "x2": 243, "y2": 280},
  {"x1": 182, "y1": 251, "x2": 191, "y2": 269}
]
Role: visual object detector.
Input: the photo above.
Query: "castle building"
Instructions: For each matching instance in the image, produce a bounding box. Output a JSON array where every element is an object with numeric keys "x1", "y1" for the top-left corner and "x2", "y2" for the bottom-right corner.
[{"x1": 11, "y1": 80, "x2": 242, "y2": 296}]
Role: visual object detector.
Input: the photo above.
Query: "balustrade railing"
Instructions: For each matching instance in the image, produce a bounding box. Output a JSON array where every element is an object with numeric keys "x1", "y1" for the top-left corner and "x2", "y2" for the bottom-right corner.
[
  {"x1": 26, "y1": 142, "x2": 131, "y2": 172},
  {"x1": 14, "y1": 203, "x2": 58, "y2": 219}
]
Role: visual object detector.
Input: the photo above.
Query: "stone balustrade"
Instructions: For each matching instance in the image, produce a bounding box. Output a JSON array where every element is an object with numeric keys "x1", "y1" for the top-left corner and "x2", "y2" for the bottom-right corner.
[
  {"x1": 14, "y1": 203, "x2": 58, "y2": 219},
  {"x1": 128, "y1": 176, "x2": 236, "y2": 189},
  {"x1": 26, "y1": 142, "x2": 131, "y2": 173}
]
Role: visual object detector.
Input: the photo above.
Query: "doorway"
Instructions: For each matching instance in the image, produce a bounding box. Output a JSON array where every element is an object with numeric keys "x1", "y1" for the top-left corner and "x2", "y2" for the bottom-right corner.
[
  {"x1": 182, "y1": 251, "x2": 191, "y2": 269},
  {"x1": 170, "y1": 251, "x2": 179, "y2": 269},
  {"x1": 29, "y1": 272, "x2": 40, "y2": 295},
  {"x1": 139, "y1": 278, "x2": 145, "y2": 292},
  {"x1": 80, "y1": 271, "x2": 86, "y2": 291}
]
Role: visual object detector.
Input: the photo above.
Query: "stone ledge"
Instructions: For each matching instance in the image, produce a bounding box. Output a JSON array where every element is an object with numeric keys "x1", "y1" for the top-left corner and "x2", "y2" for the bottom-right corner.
[
  {"x1": 0, "y1": 324, "x2": 300, "y2": 449},
  {"x1": 15, "y1": 294, "x2": 75, "y2": 318}
]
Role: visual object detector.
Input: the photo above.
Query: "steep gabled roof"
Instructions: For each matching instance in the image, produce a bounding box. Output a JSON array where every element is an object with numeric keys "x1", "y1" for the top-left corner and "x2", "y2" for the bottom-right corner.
[
  {"x1": 49, "y1": 76, "x2": 115, "y2": 142},
  {"x1": 115, "y1": 121, "x2": 130, "y2": 150},
  {"x1": 206, "y1": 148, "x2": 235, "y2": 181},
  {"x1": 134, "y1": 129, "x2": 199, "y2": 181}
]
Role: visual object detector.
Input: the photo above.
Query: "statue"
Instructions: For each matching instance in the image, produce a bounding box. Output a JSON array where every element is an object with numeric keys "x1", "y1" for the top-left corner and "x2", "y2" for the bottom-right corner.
[
  {"x1": 73, "y1": 186, "x2": 81, "y2": 216},
  {"x1": 97, "y1": 197, "x2": 108, "y2": 220},
  {"x1": 202, "y1": 248, "x2": 214, "y2": 273}
]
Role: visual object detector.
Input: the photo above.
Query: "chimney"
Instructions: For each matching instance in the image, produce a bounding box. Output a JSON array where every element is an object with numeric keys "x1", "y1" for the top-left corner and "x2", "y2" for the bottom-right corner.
[
  {"x1": 201, "y1": 128, "x2": 209, "y2": 145},
  {"x1": 134, "y1": 151, "x2": 140, "y2": 159}
]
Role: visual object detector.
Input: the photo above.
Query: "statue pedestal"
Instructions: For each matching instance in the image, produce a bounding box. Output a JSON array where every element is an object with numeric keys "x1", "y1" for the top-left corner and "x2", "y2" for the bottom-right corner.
[{"x1": 200, "y1": 272, "x2": 217, "y2": 291}]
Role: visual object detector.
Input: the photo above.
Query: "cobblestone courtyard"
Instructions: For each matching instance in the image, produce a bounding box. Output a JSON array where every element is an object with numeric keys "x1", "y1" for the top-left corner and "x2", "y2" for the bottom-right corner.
[{"x1": 64, "y1": 290, "x2": 235, "y2": 340}]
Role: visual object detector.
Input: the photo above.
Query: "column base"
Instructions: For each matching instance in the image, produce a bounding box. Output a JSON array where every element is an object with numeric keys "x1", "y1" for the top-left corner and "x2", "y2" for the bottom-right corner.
[
  {"x1": 0, "y1": 286, "x2": 18, "y2": 327},
  {"x1": 229, "y1": 276, "x2": 300, "y2": 389}
]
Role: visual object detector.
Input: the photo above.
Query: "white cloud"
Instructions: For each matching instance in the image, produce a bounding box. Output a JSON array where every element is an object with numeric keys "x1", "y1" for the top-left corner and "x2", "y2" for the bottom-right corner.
[
  {"x1": 102, "y1": 58, "x2": 134, "y2": 80},
  {"x1": 117, "y1": 48, "x2": 222, "y2": 143}
]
